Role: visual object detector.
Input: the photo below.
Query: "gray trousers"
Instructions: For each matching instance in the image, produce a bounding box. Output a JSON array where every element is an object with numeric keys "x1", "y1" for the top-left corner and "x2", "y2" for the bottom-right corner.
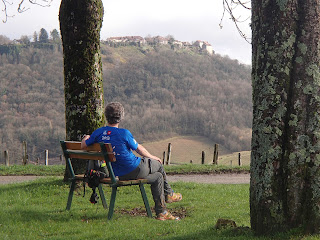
[{"x1": 119, "y1": 157, "x2": 173, "y2": 215}]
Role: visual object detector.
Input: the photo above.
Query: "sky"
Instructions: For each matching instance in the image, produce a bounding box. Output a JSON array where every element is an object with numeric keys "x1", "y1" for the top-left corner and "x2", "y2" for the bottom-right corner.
[{"x1": 1, "y1": 0, "x2": 252, "y2": 65}]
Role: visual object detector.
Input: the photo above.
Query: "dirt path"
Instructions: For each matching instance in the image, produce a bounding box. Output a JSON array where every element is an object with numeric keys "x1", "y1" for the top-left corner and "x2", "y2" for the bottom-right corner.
[
  {"x1": 167, "y1": 173, "x2": 250, "y2": 184},
  {"x1": 0, "y1": 176, "x2": 45, "y2": 185},
  {"x1": 0, "y1": 173, "x2": 250, "y2": 185}
]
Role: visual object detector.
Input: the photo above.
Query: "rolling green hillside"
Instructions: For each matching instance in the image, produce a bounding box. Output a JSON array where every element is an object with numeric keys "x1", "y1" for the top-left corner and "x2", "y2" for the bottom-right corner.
[{"x1": 0, "y1": 40, "x2": 252, "y2": 164}]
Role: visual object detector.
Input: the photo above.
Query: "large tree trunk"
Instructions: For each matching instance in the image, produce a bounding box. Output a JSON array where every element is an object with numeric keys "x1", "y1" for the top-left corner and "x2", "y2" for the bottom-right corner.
[
  {"x1": 59, "y1": 0, "x2": 105, "y2": 175},
  {"x1": 250, "y1": 0, "x2": 320, "y2": 235}
]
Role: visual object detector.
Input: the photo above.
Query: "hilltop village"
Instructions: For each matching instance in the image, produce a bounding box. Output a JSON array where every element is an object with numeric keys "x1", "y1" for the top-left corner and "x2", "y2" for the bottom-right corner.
[
  {"x1": 0, "y1": 32, "x2": 214, "y2": 57},
  {"x1": 104, "y1": 36, "x2": 214, "y2": 55}
]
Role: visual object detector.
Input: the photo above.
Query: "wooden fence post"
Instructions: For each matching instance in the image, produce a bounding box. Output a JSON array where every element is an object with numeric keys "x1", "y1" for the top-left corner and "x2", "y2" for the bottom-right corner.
[
  {"x1": 22, "y1": 141, "x2": 28, "y2": 165},
  {"x1": 45, "y1": 150, "x2": 49, "y2": 166},
  {"x1": 166, "y1": 143, "x2": 172, "y2": 165},
  {"x1": 202, "y1": 151, "x2": 205, "y2": 164},
  {"x1": 162, "y1": 151, "x2": 166, "y2": 165},
  {"x1": 238, "y1": 153, "x2": 241, "y2": 166},
  {"x1": 213, "y1": 144, "x2": 219, "y2": 165},
  {"x1": 4, "y1": 150, "x2": 9, "y2": 166}
]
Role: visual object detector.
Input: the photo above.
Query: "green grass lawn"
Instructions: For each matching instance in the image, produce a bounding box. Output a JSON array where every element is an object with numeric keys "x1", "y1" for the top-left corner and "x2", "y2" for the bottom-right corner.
[
  {"x1": 1, "y1": 177, "x2": 319, "y2": 239},
  {"x1": 0, "y1": 164, "x2": 249, "y2": 176},
  {"x1": 0, "y1": 177, "x2": 253, "y2": 240}
]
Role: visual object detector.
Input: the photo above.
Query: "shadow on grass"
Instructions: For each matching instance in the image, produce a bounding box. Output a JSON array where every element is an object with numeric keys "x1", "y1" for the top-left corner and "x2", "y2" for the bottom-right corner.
[
  {"x1": 168, "y1": 225, "x2": 314, "y2": 240},
  {"x1": 0, "y1": 177, "x2": 65, "y2": 190},
  {"x1": 152, "y1": 225, "x2": 255, "y2": 240},
  {"x1": 1, "y1": 178, "x2": 187, "y2": 222},
  {"x1": 162, "y1": 226, "x2": 306, "y2": 240}
]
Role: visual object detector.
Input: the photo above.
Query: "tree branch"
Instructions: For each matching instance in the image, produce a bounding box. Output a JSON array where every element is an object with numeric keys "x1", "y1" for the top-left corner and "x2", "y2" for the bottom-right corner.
[
  {"x1": 220, "y1": 0, "x2": 251, "y2": 43},
  {"x1": 1, "y1": 0, "x2": 52, "y2": 23},
  {"x1": 232, "y1": 0, "x2": 251, "y2": 10},
  {"x1": 2, "y1": 0, "x2": 14, "y2": 23}
]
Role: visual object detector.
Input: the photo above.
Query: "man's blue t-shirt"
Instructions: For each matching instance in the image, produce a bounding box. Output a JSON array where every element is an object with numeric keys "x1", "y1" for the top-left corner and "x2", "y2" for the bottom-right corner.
[{"x1": 85, "y1": 126, "x2": 141, "y2": 177}]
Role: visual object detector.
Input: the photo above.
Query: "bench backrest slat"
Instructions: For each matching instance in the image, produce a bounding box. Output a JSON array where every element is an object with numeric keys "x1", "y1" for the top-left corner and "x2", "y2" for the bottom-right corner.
[
  {"x1": 61, "y1": 140, "x2": 118, "y2": 183},
  {"x1": 62, "y1": 141, "x2": 116, "y2": 162},
  {"x1": 65, "y1": 150, "x2": 105, "y2": 161},
  {"x1": 65, "y1": 141, "x2": 100, "y2": 151}
]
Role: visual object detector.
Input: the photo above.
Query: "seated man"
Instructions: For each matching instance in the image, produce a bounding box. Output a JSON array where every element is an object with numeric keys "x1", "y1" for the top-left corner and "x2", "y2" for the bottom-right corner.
[{"x1": 81, "y1": 102, "x2": 182, "y2": 221}]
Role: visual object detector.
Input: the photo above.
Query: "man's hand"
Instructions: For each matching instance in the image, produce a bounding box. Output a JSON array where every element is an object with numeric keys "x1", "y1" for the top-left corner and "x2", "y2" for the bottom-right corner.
[
  {"x1": 81, "y1": 135, "x2": 90, "y2": 149},
  {"x1": 136, "y1": 144, "x2": 162, "y2": 164},
  {"x1": 153, "y1": 156, "x2": 162, "y2": 163}
]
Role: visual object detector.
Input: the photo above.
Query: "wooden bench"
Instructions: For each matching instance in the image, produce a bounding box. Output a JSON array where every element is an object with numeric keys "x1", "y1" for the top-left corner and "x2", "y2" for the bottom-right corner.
[{"x1": 60, "y1": 140, "x2": 152, "y2": 219}]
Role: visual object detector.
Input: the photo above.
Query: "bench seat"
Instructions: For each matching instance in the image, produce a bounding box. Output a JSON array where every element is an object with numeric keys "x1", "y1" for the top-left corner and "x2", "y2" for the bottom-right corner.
[
  {"x1": 74, "y1": 174, "x2": 149, "y2": 185},
  {"x1": 60, "y1": 141, "x2": 152, "y2": 219}
]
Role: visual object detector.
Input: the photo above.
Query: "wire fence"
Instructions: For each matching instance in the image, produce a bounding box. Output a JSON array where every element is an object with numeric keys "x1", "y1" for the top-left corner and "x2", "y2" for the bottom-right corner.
[
  {"x1": 1, "y1": 148, "x2": 64, "y2": 166},
  {"x1": 1, "y1": 141, "x2": 245, "y2": 167}
]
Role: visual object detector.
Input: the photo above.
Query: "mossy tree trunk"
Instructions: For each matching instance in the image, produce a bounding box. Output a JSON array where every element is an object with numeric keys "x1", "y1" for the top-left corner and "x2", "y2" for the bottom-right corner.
[
  {"x1": 250, "y1": 0, "x2": 320, "y2": 235},
  {"x1": 59, "y1": 0, "x2": 105, "y2": 175}
]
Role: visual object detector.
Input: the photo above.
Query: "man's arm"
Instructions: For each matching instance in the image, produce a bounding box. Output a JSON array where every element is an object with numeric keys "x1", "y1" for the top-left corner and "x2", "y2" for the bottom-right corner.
[
  {"x1": 135, "y1": 144, "x2": 162, "y2": 163},
  {"x1": 81, "y1": 135, "x2": 90, "y2": 149}
]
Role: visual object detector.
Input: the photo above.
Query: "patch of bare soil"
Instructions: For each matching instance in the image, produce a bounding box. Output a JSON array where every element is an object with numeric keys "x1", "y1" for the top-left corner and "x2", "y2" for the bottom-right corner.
[{"x1": 117, "y1": 206, "x2": 188, "y2": 219}]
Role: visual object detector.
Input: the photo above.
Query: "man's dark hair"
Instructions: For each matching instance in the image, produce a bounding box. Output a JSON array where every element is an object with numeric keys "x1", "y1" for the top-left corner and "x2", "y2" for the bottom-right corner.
[{"x1": 105, "y1": 102, "x2": 124, "y2": 124}]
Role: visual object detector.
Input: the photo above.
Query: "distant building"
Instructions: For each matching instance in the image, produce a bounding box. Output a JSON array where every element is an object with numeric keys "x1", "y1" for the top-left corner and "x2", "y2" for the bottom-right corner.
[
  {"x1": 193, "y1": 40, "x2": 214, "y2": 55},
  {"x1": 182, "y1": 41, "x2": 192, "y2": 47},
  {"x1": 107, "y1": 36, "x2": 145, "y2": 46},
  {"x1": 104, "y1": 36, "x2": 214, "y2": 54},
  {"x1": 144, "y1": 37, "x2": 154, "y2": 45},
  {"x1": 202, "y1": 41, "x2": 214, "y2": 55},
  {"x1": 172, "y1": 40, "x2": 183, "y2": 48},
  {"x1": 153, "y1": 36, "x2": 168, "y2": 45},
  {"x1": 107, "y1": 37, "x2": 124, "y2": 43},
  {"x1": 193, "y1": 40, "x2": 204, "y2": 48}
]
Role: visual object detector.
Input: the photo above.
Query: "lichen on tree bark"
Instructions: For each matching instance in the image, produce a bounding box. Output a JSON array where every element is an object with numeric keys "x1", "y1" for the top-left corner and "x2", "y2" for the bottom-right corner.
[
  {"x1": 251, "y1": 0, "x2": 320, "y2": 235},
  {"x1": 59, "y1": 0, "x2": 105, "y2": 174}
]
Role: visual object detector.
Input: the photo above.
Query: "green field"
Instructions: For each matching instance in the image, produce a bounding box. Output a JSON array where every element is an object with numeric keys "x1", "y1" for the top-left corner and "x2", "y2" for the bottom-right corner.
[
  {"x1": 0, "y1": 177, "x2": 253, "y2": 239},
  {"x1": 218, "y1": 151, "x2": 251, "y2": 166},
  {"x1": 0, "y1": 177, "x2": 315, "y2": 239}
]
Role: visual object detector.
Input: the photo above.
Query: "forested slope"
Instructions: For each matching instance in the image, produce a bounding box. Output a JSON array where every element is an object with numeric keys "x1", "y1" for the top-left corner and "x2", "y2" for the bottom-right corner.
[
  {"x1": 0, "y1": 42, "x2": 251, "y2": 164},
  {"x1": 103, "y1": 45, "x2": 252, "y2": 151}
]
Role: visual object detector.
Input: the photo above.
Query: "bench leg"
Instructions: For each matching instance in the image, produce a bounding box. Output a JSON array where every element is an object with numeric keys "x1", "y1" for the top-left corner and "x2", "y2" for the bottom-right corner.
[
  {"x1": 108, "y1": 186, "x2": 117, "y2": 220},
  {"x1": 139, "y1": 184, "x2": 152, "y2": 218},
  {"x1": 98, "y1": 184, "x2": 108, "y2": 209},
  {"x1": 66, "y1": 180, "x2": 76, "y2": 210}
]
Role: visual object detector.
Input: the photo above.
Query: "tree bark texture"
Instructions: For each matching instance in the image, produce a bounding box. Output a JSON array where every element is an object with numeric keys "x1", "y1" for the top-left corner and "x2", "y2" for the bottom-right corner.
[
  {"x1": 59, "y1": 0, "x2": 105, "y2": 174},
  {"x1": 251, "y1": 0, "x2": 320, "y2": 235}
]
